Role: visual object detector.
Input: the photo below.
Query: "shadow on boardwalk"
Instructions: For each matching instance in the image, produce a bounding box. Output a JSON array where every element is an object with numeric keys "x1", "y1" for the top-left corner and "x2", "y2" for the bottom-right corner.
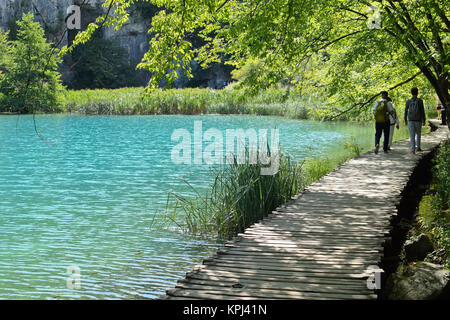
[{"x1": 162, "y1": 120, "x2": 449, "y2": 300}]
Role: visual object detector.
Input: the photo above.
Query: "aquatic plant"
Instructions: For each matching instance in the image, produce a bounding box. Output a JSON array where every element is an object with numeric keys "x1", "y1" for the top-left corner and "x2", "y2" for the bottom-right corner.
[{"x1": 160, "y1": 150, "x2": 305, "y2": 239}]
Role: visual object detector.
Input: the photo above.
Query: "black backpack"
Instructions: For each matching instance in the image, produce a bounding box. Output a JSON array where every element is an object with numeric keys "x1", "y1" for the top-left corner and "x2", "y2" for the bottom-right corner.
[{"x1": 408, "y1": 98, "x2": 421, "y2": 121}]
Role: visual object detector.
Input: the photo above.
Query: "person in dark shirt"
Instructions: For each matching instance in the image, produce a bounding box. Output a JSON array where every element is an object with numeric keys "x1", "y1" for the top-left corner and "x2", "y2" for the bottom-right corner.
[{"x1": 404, "y1": 87, "x2": 426, "y2": 154}]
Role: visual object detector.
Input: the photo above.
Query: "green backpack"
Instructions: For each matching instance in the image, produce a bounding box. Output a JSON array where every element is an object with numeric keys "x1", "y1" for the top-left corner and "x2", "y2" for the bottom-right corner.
[{"x1": 375, "y1": 100, "x2": 389, "y2": 123}]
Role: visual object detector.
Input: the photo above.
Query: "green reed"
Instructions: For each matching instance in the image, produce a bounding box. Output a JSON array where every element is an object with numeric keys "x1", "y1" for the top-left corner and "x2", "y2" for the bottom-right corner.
[
  {"x1": 159, "y1": 150, "x2": 305, "y2": 239},
  {"x1": 64, "y1": 87, "x2": 318, "y2": 119}
]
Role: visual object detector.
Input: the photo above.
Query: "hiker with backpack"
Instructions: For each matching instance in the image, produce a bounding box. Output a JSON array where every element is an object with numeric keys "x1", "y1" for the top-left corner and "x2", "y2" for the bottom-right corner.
[
  {"x1": 405, "y1": 87, "x2": 426, "y2": 154},
  {"x1": 373, "y1": 91, "x2": 394, "y2": 154}
]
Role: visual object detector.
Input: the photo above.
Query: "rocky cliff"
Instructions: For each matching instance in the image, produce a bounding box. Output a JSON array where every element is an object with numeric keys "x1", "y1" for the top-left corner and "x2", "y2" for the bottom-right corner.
[
  {"x1": 0, "y1": 0, "x2": 151, "y2": 85},
  {"x1": 1, "y1": 0, "x2": 150, "y2": 59},
  {"x1": 0, "y1": 0, "x2": 231, "y2": 88}
]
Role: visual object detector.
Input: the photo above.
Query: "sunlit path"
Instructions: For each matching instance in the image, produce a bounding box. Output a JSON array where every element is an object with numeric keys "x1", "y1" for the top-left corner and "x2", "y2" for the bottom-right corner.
[{"x1": 163, "y1": 120, "x2": 449, "y2": 300}]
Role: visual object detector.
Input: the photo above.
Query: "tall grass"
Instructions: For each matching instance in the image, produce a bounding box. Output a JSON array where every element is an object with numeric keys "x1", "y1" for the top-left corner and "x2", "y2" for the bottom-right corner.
[
  {"x1": 64, "y1": 87, "x2": 319, "y2": 119},
  {"x1": 344, "y1": 137, "x2": 363, "y2": 156},
  {"x1": 159, "y1": 151, "x2": 305, "y2": 239}
]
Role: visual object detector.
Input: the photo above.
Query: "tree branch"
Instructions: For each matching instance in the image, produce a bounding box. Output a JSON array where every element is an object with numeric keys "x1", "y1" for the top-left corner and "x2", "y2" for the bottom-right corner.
[
  {"x1": 341, "y1": 7, "x2": 368, "y2": 19},
  {"x1": 216, "y1": 0, "x2": 231, "y2": 13},
  {"x1": 397, "y1": 2, "x2": 431, "y2": 52},
  {"x1": 318, "y1": 30, "x2": 365, "y2": 51},
  {"x1": 426, "y1": 11, "x2": 445, "y2": 58},
  {"x1": 328, "y1": 70, "x2": 422, "y2": 120}
]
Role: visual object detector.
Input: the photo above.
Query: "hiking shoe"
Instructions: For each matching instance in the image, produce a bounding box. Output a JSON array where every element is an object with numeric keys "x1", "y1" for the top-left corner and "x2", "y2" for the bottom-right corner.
[
  {"x1": 384, "y1": 150, "x2": 389, "y2": 154},
  {"x1": 374, "y1": 145, "x2": 380, "y2": 154},
  {"x1": 416, "y1": 148, "x2": 423, "y2": 152},
  {"x1": 411, "y1": 150, "x2": 416, "y2": 154}
]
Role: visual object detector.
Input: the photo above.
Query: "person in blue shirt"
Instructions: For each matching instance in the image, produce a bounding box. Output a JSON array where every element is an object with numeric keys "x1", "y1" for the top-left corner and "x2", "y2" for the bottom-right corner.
[{"x1": 404, "y1": 87, "x2": 426, "y2": 154}]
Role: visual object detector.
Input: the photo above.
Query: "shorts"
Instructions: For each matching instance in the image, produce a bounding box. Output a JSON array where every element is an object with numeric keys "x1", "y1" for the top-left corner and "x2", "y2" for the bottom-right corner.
[{"x1": 437, "y1": 105, "x2": 442, "y2": 110}]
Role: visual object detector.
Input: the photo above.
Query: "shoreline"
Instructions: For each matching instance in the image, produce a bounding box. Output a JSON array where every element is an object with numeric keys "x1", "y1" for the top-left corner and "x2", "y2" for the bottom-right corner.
[{"x1": 0, "y1": 111, "x2": 377, "y2": 125}]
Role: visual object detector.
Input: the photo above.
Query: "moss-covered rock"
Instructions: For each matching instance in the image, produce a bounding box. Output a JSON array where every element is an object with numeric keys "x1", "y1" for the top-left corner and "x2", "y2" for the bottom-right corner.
[{"x1": 385, "y1": 262, "x2": 450, "y2": 300}]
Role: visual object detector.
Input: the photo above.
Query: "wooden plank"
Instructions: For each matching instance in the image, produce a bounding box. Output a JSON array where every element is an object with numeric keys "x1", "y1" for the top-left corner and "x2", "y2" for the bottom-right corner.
[
  {"x1": 166, "y1": 288, "x2": 287, "y2": 300},
  {"x1": 244, "y1": 227, "x2": 388, "y2": 239},
  {"x1": 279, "y1": 207, "x2": 394, "y2": 214},
  {"x1": 243, "y1": 228, "x2": 388, "y2": 240},
  {"x1": 308, "y1": 179, "x2": 408, "y2": 184},
  {"x1": 276, "y1": 197, "x2": 399, "y2": 204},
  {"x1": 232, "y1": 237, "x2": 383, "y2": 249},
  {"x1": 185, "y1": 271, "x2": 369, "y2": 290},
  {"x1": 202, "y1": 260, "x2": 371, "y2": 277},
  {"x1": 233, "y1": 234, "x2": 382, "y2": 245},
  {"x1": 222, "y1": 244, "x2": 384, "y2": 259},
  {"x1": 211, "y1": 253, "x2": 376, "y2": 266},
  {"x1": 246, "y1": 226, "x2": 391, "y2": 237},
  {"x1": 178, "y1": 278, "x2": 373, "y2": 295},
  {"x1": 238, "y1": 232, "x2": 385, "y2": 245},
  {"x1": 216, "y1": 250, "x2": 380, "y2": 265},
  {"x1": 274, "y1": 204, "x2": 388, "y2": 210},
  {"x1": 194, "y1": 264, "x2": 370, "y2": 280},
  {"x1": 280, "y1": 200, "x2": 394, "y2": 207},
  {"x1": 252, "y1": 221, "x2": 390, "y2": 232},
  {"x1": 226, "y1": 239, "x2": 383, "y2": 253},
  {"x1": 272, "y1": 211, "x2": 393, "y2": 219},
  {"x1": 265, "y1": 216, "x2": 391, "y2": 227},
  {"x1": 305, "y1": 185, "x2": 405, "y2": 190},
  {"x1": 172, "y1": 283, "x2": 377, "y2": 300},
  {"x1": 203, "y1": 257, "x2": 369, "y2": 273},
  {"x1": 273, "y1": 208, "x2": 395, "y2": 216},
  {"x1": 161, "y1": 296, "x2": 203, "y2": 300}
]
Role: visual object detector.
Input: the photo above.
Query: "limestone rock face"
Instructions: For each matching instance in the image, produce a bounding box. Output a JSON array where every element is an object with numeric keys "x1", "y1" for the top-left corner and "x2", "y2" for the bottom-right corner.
[
  {"x1": 386, "y1": 262, "x2": 450, "y2": 300},
  {"x1": 0, "y1": 0, "x2": 150, "y2": 84},
  {"x1": 0, "y1": 0, "x2": 230, "y2": 87},
  {"x1": 0, "y1": 0, "x2": 149, "y2": 62},
  {"x1": 404, "y1": 233, "x2": 434, "y2": 262}
]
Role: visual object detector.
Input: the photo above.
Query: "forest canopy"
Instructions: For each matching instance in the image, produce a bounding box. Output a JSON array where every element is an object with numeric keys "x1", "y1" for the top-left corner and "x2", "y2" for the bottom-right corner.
[{"x1": 63, "y1": 0, "x2": 449, "y2": 120}]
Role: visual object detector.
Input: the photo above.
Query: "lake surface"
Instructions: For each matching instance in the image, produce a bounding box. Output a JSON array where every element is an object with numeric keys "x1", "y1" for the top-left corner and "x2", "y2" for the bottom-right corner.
[{"x1": 0, "y1": 114, "x2": 375, "y2": 299}]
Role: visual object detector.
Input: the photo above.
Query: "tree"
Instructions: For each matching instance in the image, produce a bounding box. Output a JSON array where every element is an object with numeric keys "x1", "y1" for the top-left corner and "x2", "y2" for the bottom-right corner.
[
  {"x1": 0, "y1": 13, "x2": 64, "y2": 113},
  {"x1": 0, "y1": 31, "x2": 11, "y2": 79},
  {"x1": 63, "y1": 0, "x2": 449, "y2": 123},
  {"x1": 0, "y1": 31, "x2": 12, "y2": 105}
]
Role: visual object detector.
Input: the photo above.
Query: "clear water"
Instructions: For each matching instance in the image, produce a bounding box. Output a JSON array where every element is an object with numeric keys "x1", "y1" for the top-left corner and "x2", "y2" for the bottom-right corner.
[{"x1": 0, "y1": 114, "x2": 375, "y2": 299}]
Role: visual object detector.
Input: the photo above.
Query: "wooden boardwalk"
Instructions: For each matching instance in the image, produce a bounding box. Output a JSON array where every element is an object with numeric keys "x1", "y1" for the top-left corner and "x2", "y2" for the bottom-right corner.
[{"x1": 162, "y1": 121, "x2": 449, "y2": 300}]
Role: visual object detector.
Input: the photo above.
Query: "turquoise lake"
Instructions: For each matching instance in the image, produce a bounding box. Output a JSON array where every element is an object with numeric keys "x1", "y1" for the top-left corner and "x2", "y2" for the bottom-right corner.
[{"x1": 0, "y1": 114, "x2": 375, "y2": 299}]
